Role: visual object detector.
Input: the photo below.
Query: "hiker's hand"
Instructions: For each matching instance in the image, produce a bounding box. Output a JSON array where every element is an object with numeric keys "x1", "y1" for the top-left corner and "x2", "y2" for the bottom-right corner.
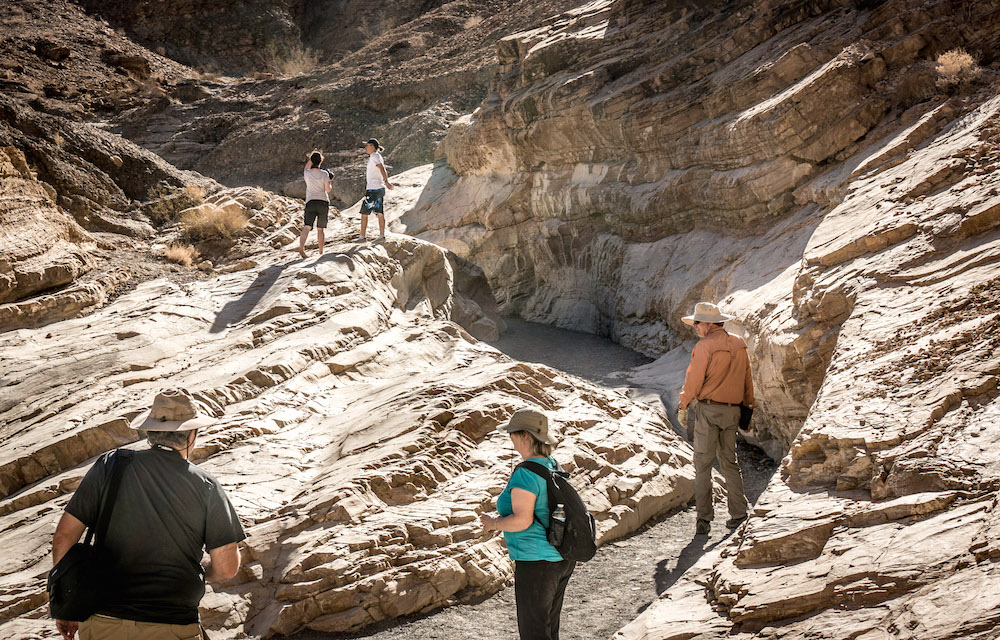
[
  {"x1": 56, "y1": 620, "x2": 78, "y2": 640},
  {"x1": 677, "y1": 408, "x2": 688, "y2": 425},
  {"x1": 479, "y1": 513, "x2": 498, "y2": 532},
  {"x1": 385, "y1": 181, "x2": 394, "y2": 190}
]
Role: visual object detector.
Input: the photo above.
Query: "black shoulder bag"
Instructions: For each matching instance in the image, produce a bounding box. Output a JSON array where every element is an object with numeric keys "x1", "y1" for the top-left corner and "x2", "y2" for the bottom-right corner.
[{"x1": 48, "y1": 449, "x2": 134, "y2": 621}]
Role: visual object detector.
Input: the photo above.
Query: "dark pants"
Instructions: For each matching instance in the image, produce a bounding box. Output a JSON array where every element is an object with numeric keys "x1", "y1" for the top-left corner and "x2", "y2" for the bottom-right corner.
[{"x1": 514, "y1": 559, "x2": 576, "y2": 640}]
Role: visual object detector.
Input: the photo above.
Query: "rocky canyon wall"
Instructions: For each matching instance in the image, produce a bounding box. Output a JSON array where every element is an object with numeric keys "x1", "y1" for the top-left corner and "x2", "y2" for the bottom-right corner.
[
  {"x1": 0, "y1": 213, "x2": 697, "y2": 638},
  {"x1": 392, "y1": 0, "x2": 1000, "y2": 637},
  {"x1": 397, "y1": 0, "x2": 1000, "y2": 450}
]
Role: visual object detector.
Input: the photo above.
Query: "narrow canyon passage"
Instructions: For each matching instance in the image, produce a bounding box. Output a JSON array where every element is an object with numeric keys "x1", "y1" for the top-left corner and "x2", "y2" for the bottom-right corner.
[{"x1": 287, "y1": 320, "x2": 778, "y2": 640}]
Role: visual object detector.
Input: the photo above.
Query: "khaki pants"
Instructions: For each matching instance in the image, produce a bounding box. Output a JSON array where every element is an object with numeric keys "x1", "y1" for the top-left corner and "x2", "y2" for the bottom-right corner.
[
  {"x1": 80, "y1": 614, "x2": 204, "y2": 640},
  {"x1": 693, "y1": 401, "x2": 748, "y2": 522}
]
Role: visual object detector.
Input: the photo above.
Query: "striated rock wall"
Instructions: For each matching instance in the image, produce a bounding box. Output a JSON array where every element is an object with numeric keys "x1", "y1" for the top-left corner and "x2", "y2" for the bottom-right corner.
[
  {"x1": 397, "y1": 0, "x2": 1000, "y2": 451},
  {"x1": 0, "y1": 92, "x2": 225, "y2": 332},
  {"x1": 0, "y1": 146, "x2": 95, "y2": 305},
  {"x1": 392, "y1": 0, "x2": 1000, "y2": 637},
  {"x1": 0, "y1": 212, "x2": 697, "y2": 638}
]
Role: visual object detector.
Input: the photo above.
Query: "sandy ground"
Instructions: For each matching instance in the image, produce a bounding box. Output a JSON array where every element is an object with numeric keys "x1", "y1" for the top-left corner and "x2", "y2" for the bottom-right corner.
[{"x1": 290, "y1": 319, "x2": 778, "y2": 640}]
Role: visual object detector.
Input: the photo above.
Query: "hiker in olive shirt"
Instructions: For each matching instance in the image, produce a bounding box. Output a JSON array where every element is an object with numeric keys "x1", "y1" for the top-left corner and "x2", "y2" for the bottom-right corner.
[
  {"x1": 677, "y1": 302, "x2": 754, "y2": 536},
  {"x1": 51, "y1": 389, "x2": 245, "y2": 640}
]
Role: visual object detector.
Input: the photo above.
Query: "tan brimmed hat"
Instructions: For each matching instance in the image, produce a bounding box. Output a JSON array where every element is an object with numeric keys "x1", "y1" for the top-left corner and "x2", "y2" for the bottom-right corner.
[
  {"x1": 129, "y1": 389, "x2": 216, "y2": 432},
  {"x1": 502, "y1": 408, "x2": 557, "y2": 445},
  {"x1": 682, "y1": 302, "x2": 734, "y2": 326}
]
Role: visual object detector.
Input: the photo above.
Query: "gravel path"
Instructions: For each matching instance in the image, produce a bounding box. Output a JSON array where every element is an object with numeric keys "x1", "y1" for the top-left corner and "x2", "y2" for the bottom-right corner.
[{"x1": 291, "y1": 320, "x2": 778, "y2": 640}]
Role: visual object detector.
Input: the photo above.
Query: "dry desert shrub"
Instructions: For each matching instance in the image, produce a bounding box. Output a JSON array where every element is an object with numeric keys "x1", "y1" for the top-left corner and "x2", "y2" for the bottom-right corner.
[
  {"x1": 180, "y1": 205, "x2": 248, "y2": 241},
  {"x1": 261, "y1": 42, "x2": 319, "y2": 77},
  {"x1": 144, "y1": 183, "x2": 206, "y2": 226},
  {"x1": 162, "y1": 243, "x2": 200, "y2": 267},
  {"x1": 936, "y1": 49, "x2": 982, "y2": 90},
  {"x1": 183, "y1": 184, "x2": 206, "y2": 204},
  {"x1": 358, "y1": 10, "x2": 394, "y2": 41}
]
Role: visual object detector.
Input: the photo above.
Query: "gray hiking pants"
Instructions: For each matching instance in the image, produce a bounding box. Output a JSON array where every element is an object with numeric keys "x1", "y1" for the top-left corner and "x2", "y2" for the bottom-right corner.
[{"x1": 694, "y1": 401, "x2": 748, "y2": 522}]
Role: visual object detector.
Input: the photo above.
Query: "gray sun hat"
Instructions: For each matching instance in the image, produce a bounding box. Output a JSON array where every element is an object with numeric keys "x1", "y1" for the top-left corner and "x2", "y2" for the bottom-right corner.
[
  {"x1": 682, "y1": 302, "x2": 734, "y2": 326},
  {"x1": 129, "y1": 389, "x2": 217, "y2": 432},
  {"x1": 502, "y1": 408, "x2": 557, "y2": 445}
]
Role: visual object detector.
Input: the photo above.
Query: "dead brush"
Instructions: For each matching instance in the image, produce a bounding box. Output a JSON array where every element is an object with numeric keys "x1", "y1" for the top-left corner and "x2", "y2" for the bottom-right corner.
[
  {"x1": 936, "y1": 48, "x2": 982, "y2": 91},
  {"x1": 162, "y1": 243, "x2": 201, "y2": 267},
  {"x1": 144, "y1": 183, "x2": 207, "y2": 227},
  {"x1": 180, "y1": 205, "x2": 248, "y2": 241},
  {"x1": 260, "y1": 42, "x2": 319, "y2": 77}
]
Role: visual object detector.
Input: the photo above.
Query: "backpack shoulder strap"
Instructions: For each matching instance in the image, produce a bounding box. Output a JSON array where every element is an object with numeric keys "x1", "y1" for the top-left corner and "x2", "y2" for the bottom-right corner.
[
  {"x1": 515, "y1": 460, "x2": 559, "y2": 528},
  {"x1": 90, "y1": 450, "x2": 134, "y2": 549},
  {"x1": 517, "y1": 460, "x2": 552, "y2": 480}
]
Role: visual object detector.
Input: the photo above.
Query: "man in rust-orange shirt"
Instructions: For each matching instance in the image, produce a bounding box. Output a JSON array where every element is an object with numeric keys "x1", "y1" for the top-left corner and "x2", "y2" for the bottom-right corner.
[{"x1": 677, "y1": 302, "x2": 754, "y2": 536}]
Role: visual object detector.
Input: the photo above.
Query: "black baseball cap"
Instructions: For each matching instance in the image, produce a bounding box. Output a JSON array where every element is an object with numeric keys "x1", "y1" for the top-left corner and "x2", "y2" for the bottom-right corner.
[{"x1": 363, "y1": 138, "x2": 380, "y2": 147}]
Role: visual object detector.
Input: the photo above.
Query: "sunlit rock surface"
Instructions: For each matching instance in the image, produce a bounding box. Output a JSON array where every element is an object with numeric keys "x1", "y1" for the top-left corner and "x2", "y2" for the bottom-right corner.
[
  {"x1": 0, "y1": 213, "x2": 695, "y2": 638},
  {"x1": 393, "y1": 0, "x2": 1000, "y2": 637}
]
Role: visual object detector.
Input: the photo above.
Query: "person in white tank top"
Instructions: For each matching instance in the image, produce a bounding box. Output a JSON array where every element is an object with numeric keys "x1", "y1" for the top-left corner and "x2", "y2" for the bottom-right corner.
[
  {"x1": 299, "y1": 150, "x2": 331, "y2": 258},
  {"x1": 358, "y1": 138, "x2": 394, "y2": 241}
]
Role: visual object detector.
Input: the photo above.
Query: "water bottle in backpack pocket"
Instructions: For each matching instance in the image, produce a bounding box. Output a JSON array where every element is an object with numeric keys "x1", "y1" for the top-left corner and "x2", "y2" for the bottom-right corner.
[{"x1": 549, "y1": 503, "x2": 567, "y2": 547}]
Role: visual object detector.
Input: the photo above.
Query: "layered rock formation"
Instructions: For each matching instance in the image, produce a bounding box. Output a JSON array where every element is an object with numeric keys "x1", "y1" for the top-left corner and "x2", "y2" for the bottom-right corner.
[
  {"x1": 389, "y1": 0, "x2": 1000, "y2": 637},
  {"x1": 0, "y1": 0, "x2": 193, "y2": 119},
  {"x1": 0, "y1": 92, "x2": 225, "y2": 331},
  {"x1": 0, "y1": 207, "x2": 696, "y2": 638}
]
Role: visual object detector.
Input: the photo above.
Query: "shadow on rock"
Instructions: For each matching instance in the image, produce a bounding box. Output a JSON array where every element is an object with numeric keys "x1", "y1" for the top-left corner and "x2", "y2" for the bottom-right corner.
[
  {"x1": 210, "y1": 263, "x2": 291, "y2": 333},
  {"x1": 652, "y1": 536, "x2": 720, "y2": 598}
]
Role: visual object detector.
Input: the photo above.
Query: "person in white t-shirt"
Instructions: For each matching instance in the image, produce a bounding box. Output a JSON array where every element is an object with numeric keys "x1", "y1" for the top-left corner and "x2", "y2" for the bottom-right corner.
[
  {"x1": 300, "y1": 150, "x2": 331, "y2": 258},
  {"x1": 358, "y1": 138, "x2": 394, "y2": 241}
]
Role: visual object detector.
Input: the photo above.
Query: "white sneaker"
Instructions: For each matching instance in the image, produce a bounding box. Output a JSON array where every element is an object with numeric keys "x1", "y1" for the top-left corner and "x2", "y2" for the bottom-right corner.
[
  {"x1": 377, "y1": 234, "x2": 385, "y2": 241},
  {"x1": 354, "y1": 235, "x2": 367, "y2": 242}
]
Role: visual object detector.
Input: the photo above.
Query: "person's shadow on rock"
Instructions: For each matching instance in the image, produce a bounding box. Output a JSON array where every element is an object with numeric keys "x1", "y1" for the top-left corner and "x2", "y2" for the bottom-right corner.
[{"x1": 652, "y1": 535, "x2": 719, "y2": 596}]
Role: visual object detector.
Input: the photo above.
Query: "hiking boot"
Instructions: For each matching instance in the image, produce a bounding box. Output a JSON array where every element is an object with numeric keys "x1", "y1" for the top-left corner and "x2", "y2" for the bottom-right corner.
[
  {"x1": 726, "y1": 516, "x2": 748, "y2": 529},
  {"x1": 695, "y1": 519, "x2": 711, "y2": 535}
]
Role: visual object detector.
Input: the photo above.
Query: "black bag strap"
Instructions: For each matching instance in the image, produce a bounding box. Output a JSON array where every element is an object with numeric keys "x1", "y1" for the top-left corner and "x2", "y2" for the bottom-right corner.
[
  {"x1": 517, "y1": 460, "x2": 563, "y2": 528},
  {"x1": 83, "y1": 450, "x2": 134, "y2": 549}
]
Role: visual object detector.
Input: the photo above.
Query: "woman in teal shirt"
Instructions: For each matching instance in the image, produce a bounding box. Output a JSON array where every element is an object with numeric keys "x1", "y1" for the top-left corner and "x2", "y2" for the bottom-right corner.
[{"x1": 480, "y1": 408, "x2": 576, "y2": 640}]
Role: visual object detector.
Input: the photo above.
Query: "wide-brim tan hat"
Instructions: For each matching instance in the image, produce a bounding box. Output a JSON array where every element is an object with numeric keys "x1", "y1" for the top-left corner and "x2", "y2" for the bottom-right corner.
[
  {"x1": 682, "y1": 302, "x2": 734, "y2": 326},
  {"x1": 129, "y1": 388, "x2": 217, "y2": 432},
  {"x1": 502, "y1": 408, "x2": 558, "y2": 445}
]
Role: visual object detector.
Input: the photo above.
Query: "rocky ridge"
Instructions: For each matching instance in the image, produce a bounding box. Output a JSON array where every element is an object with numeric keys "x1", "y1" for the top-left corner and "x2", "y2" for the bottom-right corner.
[
  {"x1": 99, "y1": 0, "x2": 585, "y2": 202},
  {"x1": 0, "y1": 214, "x2": 696, "y2": 637},
  {"x1": 389, "y1": 0, "x2": 1000, "y2": 637}
]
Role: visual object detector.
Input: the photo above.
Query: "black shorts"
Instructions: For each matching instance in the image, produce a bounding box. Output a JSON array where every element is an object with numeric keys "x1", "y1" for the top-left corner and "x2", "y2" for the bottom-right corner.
[
  {"x1": 304, "y1": 200, "x2": 329, "y2": 228},
  {"x1": 360, "y1": 189, "x2": 385, "y2": 215}
]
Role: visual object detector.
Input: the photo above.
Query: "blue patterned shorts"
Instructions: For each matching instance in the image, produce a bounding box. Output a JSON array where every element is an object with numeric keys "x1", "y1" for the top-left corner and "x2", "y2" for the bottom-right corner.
[{"x1": 361, "y1": 188, "x2": 385, "y2": 215}]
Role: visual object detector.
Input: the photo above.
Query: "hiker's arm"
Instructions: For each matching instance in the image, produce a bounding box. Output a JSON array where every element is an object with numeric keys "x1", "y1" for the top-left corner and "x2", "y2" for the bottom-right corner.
[
  {"x1": 480, "y1": 488, "x2": 536, "y2": 533},
  {"x1": 679, "y1": 344, "x2": 709, "y2": 409},
  {"x1": 52, "y1": 512, "x2": 86, "y2": 566},
  {"x1": 204, "y1": 541, "x2": 240, "y2": 582},
  {"x1": 377, "y1": 162, "x2": 393, "y2": 189}
]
